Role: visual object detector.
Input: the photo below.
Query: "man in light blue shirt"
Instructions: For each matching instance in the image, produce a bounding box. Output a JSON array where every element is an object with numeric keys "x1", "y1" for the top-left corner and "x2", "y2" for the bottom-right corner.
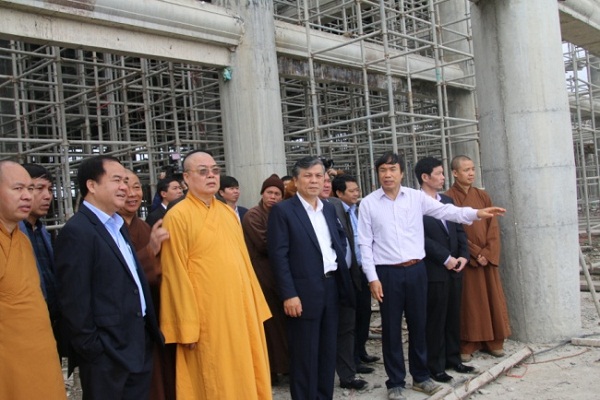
[
  {"x1": 55, "y1": 155, "x2": 162, "y2": 400},
  {"x1": 357, "y1": 152, "x2": 504, "y2": 400}
]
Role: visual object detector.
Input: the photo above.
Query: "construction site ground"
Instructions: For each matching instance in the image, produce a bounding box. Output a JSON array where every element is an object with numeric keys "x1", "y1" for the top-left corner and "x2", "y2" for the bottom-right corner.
[
  {"x1": 64, "y1": 292, "x2": 600, "y2": 400},
  {"x1": 271, "y1": 291, "x2": 600, "y2": 400}
]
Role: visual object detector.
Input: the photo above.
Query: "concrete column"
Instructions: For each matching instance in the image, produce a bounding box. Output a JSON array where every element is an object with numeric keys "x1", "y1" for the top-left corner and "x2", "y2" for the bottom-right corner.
[
  {"x1": 215, "y1": 0, "x2": 286, "y2": 207},
  {"x1": 591, "y1": 56, "x2": 600, "y2": 99},
  {"x1": 437, "y1": 1, "x2": 482, "y2": 186},
  {"x1": 470, "y1": 0, "x2": 580, "y2": 342}
]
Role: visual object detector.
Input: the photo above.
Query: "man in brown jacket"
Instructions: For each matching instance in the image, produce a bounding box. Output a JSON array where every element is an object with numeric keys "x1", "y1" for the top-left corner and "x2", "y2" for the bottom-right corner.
[
  {"x1": 445, "y1": 155, "x2": 511, "y2": 361},
  {"x1": 241, "y1": 174, "x2": 288, "y2": 383}
]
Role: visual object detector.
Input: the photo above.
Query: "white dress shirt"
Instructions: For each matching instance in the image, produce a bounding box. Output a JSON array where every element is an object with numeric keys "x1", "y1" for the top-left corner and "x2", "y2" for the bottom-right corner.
[
  {"x1": 357, "y1": 186, "x2": 479, "y2": 282},
  {"x1": 297, "y1": 194, "x2": 338, "y2": 274}
]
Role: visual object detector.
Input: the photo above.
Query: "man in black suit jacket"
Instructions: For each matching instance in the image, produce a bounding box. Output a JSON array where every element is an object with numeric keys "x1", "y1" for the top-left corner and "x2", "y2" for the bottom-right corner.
[
  {"x1": 145, "y1": 176, "x2": 183, "y2": 227},
  {"x1": 268, "y1": 157, "x2": 354, "y2": 400},
  {"x1": 415, "y1": 157, "x2": 475, "y2": 383},
  {"x1": 330, "y1": 175, "x2": 379, "y2": 390},
  {"x1": 55, "y1": 155, "x2": 162, "y2": 400},
  {"x1": 218, "y1": 175, "x2": 248, "y2": 221}
]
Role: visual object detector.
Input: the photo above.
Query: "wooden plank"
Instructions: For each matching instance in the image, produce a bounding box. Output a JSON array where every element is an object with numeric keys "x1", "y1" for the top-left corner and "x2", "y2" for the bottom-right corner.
[{"x1": 431, "y1": 347, "x2": 533, "y2": 400}]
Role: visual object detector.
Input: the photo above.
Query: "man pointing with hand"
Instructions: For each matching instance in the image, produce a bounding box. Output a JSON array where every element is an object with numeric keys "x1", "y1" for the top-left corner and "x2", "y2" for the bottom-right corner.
[{"x1": 358, "y1": 152, "x2": 505, "y2": 400}]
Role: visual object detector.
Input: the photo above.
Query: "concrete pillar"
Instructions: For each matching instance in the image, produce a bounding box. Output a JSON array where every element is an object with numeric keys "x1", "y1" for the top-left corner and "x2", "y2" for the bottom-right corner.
[
  {"x1": 446, "y1": 88, "x2": 483, "y2": 186},
  {"x1": 215, "y1": 0, "x2": 286, "y2": 207},
  {"x1": 591, "y1": 56, "x2": 600, "y2": 99},
  {"x1": 437, "y1": 1, "x2": 482, "y2": 186},
  {"x1": 470, "y1": 0, "x2": 581, "y2": 342}
]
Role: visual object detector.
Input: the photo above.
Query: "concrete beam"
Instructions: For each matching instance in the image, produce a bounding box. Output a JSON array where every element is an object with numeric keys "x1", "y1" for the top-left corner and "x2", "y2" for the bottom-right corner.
[
  {"x1": 277, "y1": 56, "x2": 442, "y2": 99},
  {"x1": 0, "y1": 0, "x2": 470, "y2": 89},
  {"x1": 274, "y1": 20, "x2": 468, "y2": 87},
  {"x1": 559, "y1": 0, "x2": 600, "y2": 57},
  {"x1": 569, "y1": 94, "x2": 600, "y2": 119},
  {"x1": 0, "y1": 0, "x2": 242, "y2": 66}
]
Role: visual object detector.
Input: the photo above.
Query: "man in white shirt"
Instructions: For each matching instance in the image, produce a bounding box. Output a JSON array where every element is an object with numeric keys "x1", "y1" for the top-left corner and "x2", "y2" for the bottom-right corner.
[
  {"x1": 268, "y1": 156, "x2": 355, "y2": 399},
  {"x1": 358, "y1": 152, "x2": 504, "y2": 400}
]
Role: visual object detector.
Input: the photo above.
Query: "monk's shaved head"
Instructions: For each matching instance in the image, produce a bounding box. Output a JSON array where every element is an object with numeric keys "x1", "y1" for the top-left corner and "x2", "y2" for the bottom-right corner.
[
  {"x1": 182, "y1": 150, "x2": 213, "y2": 171},
  {"x1": 0, "y1": 161, "x2": 33, "y2": 232},
  {"x1": 450, "y1": 155, "x2": 472, "y2": 172},
  {"x1": 0, "y1": 160, "x2": 20, "y2": 182}
]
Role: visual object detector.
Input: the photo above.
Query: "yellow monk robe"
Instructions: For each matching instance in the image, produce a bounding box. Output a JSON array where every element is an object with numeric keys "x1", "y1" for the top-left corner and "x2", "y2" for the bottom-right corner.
[
  {"x1": 160, "y1": 195, "x2": 272, "y2": 400},
  {"x1": 0, "y1": 224, "x2": 66, "y2": 399}
]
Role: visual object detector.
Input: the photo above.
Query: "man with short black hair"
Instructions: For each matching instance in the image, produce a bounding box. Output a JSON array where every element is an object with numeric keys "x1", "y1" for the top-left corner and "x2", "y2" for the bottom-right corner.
[
  {"x1": 19, "y1": 164, "x2": 60, "y2": 331},
  {"x1": 268, "y1": 156, "x2": 355, "y2": 399},
  {"x1": 219, "y1": 175, "x2": 248, "y2": 221},
  {"x1": 329, "y1": 174, "x2": 373, "y2": 390},
  {"x1": 414, "y1": 157, "x2": 475, "y2": 383},
  {"x1": 146, "y1": 177, "x2": 183, "y2": 227},
  {"x1": 281, "y1": 175, "x2": 292, "y2": 189},
  {"x1": 358, "y1": 152, "x2": 504, "y2": 400},
  {"x1": 55, "y1": 155, "x2": 162, "y2": 399}
]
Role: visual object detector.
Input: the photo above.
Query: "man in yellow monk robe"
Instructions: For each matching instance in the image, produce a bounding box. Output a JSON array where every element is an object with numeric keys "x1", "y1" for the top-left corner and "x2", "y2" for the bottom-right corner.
[
  {"x1": 0, "y1": 160, "x2": 66, "y2": 399},
  {"x1": 160, "y1": 150, "x2": 272, "y2": 400}
]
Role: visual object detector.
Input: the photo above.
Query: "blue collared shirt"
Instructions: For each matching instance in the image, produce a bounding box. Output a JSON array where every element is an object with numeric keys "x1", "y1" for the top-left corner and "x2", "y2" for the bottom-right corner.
[
  {"x1": 83, "y1": 201, "x2": 146, "y2": 315},
  {"x1": 342, "y1": 201, "x2": 362, "y2": 266}
]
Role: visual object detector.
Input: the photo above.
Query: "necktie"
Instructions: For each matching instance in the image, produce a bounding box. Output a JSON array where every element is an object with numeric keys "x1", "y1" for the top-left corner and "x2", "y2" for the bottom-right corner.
[{"x1": 348, "y1": 206, "x2": 362, "y2": 265}]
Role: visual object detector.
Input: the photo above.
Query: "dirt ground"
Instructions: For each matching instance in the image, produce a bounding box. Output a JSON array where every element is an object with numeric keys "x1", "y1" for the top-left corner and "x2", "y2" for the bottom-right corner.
[
  {"x1": 271, "y1": 293, "x2": 600, "y2": 400},
  {"x1": 65, "y1": 294, "x2": 600, "y2": 400}
]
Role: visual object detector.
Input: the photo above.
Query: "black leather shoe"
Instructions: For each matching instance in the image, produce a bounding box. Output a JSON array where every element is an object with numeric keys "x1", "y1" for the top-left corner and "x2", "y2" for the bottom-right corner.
[
  {"x1": 431, "y1": 372, "x2": 453, "y2": 383},
  {"x1": 340, "y1": 377, "x2": 368, "y2": 390},
  {"x1": 360, "y1": 354, "x2": 381, "y2": 364},
  {"x1": 453, "y1": 363, "x2": 477, "y2": 374},
  {"x1": 356, "y1": 364, "x2": 375, "y2": 374}
]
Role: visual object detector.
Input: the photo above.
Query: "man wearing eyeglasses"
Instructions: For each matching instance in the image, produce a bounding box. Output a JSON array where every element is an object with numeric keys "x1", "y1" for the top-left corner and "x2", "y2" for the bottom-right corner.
[
  {"x1": 146, "y1": 177, "x2": 184, "y2": 228},
  {"x1": 159, "y1": 150, "x2": 272, "y2": 400}
]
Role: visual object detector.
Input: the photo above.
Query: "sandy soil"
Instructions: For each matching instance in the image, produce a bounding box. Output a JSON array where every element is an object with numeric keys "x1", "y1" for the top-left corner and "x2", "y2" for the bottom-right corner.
[
  {"x1": 65, "y1": 294, "x2": 600, "y2": 400},
  {"x1": 272, "y1": 293, "x2": 600, "y2": 400}
]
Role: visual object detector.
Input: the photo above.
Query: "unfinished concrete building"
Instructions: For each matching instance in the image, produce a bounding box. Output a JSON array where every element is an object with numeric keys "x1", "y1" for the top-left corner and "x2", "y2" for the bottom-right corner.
[{"x1": 0, "y1": 0, "x2": 599, "y2": 342}]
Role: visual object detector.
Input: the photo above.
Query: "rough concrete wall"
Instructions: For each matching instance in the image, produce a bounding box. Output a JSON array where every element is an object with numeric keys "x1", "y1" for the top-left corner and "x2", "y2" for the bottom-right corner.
[
  {"x1": 471, "y1": 0, "x2": 581, "y2": 342},
  {"x1": 215, "y1": 0, "x2": 287, "y2": 207},
  {"x1": 438, "y1": 2, "x2": 482, "y2": 187}
]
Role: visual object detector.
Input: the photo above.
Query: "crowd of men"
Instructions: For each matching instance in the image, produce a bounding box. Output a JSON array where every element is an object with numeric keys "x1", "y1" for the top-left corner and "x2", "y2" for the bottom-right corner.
[{"x1": 0, "y1": 150, "x2": 509, "y2": 400}]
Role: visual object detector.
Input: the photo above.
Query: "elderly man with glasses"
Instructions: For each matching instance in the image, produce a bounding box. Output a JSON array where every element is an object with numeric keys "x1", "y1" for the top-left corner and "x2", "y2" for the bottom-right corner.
[{"x1": 159, "y1": 150, "x2": 272, "y2": 400}]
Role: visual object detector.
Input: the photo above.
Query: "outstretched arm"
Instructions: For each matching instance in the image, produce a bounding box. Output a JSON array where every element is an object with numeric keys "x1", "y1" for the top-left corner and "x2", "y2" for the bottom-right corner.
[{"x1": 476, "y1": 206, "x2": 505, "y2": 218}]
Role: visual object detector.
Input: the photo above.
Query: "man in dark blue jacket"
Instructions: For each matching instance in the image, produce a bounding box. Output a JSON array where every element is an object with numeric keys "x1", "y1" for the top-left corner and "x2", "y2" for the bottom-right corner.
[
  {"x1": 55, "y1": 156, "x2": 162, "y2": 400},
  {"x1": 415, "y1": 157, "x2": 476, "y2": 383},
  {"x1": 268, "y1": 156, "x2": 355, "y2": 399},
  {"x1": 19, "y1": 164, "x2": 60, "y2": 330}
]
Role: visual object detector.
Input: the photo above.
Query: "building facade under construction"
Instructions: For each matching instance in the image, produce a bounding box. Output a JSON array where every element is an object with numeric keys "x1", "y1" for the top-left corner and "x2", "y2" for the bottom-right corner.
[{"x1": 0, "y1": 0, "x2": 599, "y2": 342}]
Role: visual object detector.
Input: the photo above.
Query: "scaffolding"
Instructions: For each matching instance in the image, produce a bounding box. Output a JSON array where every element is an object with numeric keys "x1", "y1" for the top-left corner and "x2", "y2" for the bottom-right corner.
[
  {"x1": 0, "y1": 0, "x2": 598, "y2": 233},
  {"x1": 274, "y1": 0, "x2": 479, "y2": 190},
  {"x1": 0, "y1": 42, "x2": 224, "y2": 221},
  {"x1": 565, "y1": 44, "x2": 600, "y2": 244}
]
